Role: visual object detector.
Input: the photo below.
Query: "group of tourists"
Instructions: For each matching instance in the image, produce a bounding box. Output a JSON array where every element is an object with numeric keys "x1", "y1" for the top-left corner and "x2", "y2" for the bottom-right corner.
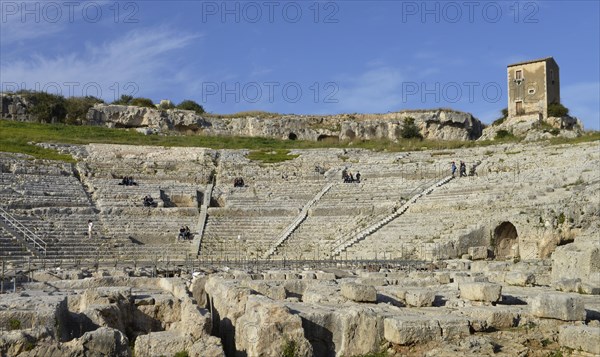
[
  {"x1": 451, "y1": 161, "x2": 476, "y2": 177},
  {"x1": 178, "y1": 225, "x2": 192, "y2": 240},
  {"x1": 342, "y1": 168, "x2": 361, "y2": 183},
  {"x1": 143, "y1": 195, "x2": 157, "y2": 207},
  {"x1": 233, "y1": 177, "x2": 245, "y2": 187},
  {"x1": 118, "y1": 176, "x2": 137, "y2": 186}
]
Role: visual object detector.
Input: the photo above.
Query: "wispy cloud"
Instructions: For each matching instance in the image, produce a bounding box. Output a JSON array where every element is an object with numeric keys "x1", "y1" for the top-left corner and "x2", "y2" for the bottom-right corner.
[
  {"x1": 1, "y1": 27, "x2": 200, "y2": 101},
  {"x1": 0, "y1": 0, "x2": 118, "y2": 46},
  {"x1": 1, "y1": 13, "x2": 65, "y2": 45}
]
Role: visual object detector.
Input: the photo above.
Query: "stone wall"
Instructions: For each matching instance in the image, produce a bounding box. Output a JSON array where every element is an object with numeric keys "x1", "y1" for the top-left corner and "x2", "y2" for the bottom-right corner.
[{"x1": 0, "y1": 93, "x2": 36, "y2": 122}]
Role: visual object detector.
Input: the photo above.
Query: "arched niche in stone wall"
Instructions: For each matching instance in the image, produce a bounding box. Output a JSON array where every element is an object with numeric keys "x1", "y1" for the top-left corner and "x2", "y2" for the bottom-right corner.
[{"x1": 493, "y1": 221, "x2": 519, "y2": 260}]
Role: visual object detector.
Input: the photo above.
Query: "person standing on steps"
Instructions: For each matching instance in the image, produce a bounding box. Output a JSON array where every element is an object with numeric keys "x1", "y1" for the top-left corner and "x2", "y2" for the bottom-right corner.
[
  {"x1": 88, "y1": 220, "x2": 93, "y2": 239},
  {"x1": 451, "y1": 161, "x2": 457, "y2": 177}
]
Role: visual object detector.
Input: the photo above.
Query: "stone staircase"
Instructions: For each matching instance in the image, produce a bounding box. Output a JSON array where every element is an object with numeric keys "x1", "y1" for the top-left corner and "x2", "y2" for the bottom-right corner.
[
  {"x1": 193, "y1": 183, "x2": 213, "y2": 255},
  {"x1": 0, "y1": 207, "x2": 47, "y2": 258},
  {"x1": 329, "y1": 175, "x2": 455, "y2": 258},
  {"x1": 0, "y1": 223, "x2": 32, "y2": 261},
  {"x1": 262, "y1": 182, "x2": 335, "y2": 259}
]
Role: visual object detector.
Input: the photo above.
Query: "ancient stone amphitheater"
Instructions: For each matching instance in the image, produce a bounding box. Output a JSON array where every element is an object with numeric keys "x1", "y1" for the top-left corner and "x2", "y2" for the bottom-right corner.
[{"x1": 0, "y1": 139, "x2": 598, "y2": 356}]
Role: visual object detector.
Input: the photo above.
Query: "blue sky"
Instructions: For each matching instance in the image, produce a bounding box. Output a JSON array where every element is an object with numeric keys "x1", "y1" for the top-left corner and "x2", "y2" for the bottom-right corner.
[{"x1": 1, "y1": 0, "x2": 599, "y2": 129}]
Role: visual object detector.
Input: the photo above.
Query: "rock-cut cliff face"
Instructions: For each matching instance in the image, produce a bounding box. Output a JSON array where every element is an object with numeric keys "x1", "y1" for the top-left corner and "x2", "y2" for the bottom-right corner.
[
  {"x1": 1, "y1": 93, "x2": 484, "y2": 141},
  {"x1": 339, "y1": 110, "x2": 483, "y2": 141},
  {"x1": 85, "y1": 104, "x2": 484, "y2": 141}
]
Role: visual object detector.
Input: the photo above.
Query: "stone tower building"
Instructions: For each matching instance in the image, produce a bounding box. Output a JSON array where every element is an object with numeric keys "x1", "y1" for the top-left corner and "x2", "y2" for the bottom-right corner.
[{"x1": 507, "y1": 57, "x2": 560, "y2": 119}]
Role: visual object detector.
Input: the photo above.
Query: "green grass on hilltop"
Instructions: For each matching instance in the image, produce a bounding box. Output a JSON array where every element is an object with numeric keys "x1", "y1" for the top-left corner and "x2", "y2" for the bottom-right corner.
[
  {"x1": 1, "y1": 120, "x2": 598, "y2": 163},
  {"x1": 247, "y1": 149, "x2": 301, "y2": 163},
  {"x1": 545, "y1": 131, "x2": 600, "y2": 146}
]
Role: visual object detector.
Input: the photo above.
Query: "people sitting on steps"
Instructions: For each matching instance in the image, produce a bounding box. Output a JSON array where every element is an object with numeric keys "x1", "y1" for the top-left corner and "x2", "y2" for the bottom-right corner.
[
  {"x1": 178, "y1": 225, "x2": 192, "y2": 240},
  {"x1": 143, "y1": 195, "x2": 157, "y2": 207},
  {"x1": 119, "y1": 176, "x2": 138, "y2": 186},
  {"x1": 234, "y1": 177, "x2": 245, "y2": 187},
  {"x1": 342, "y1": 168, "x2": 361, "y2": 183},
  {"x1": 469, "y1": 164, "x2": 477, "y2": 176}
]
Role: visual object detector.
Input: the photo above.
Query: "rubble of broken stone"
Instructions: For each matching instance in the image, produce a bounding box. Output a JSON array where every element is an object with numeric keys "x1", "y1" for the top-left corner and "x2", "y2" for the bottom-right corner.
[{"x1": 1, "y1": 259, "x2": 598, "y2": 357}]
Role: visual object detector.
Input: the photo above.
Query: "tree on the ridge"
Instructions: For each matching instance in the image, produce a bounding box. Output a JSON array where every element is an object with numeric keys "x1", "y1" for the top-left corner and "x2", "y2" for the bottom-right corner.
[
  {"x1": 400, "y1": 117, "x2": 423, "y2": 139},
  {"x1": 64, "y1": 96, "x2": 104, "y2": 124},
  {"x1": 177, "y1": 100, "x2": 205, "y2": 114}
]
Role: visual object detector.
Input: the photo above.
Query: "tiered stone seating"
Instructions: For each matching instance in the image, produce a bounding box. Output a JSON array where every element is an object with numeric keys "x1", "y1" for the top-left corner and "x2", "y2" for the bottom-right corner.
[
  {"x1": 223, "y1": 181, "x2": 325, "y2": 209},
  {"x1": 341, "y1": 143, "x2": 600, "y2": 260},
  {"x1": 82, "y1": 144, "x2": 217, "y2": 185},
  {"x1": 0, "y1": 156, "x2": 105, "y2": 259},
  {"x1": 201, "y1": 212, "x2": 297, "y2": 260},
  {"x1": 0, "y1": 173, "x2": 90, "y2": 209},
  {"x1": 0, "y1": 225, "x2": 31, "y2": 260},
  {"x1": 200, "y1": 179, "x2": 327, "y2": 260},
  {"x1": 1, "y1": 154, "x2": 196, "y2": 261},
  {"x1": 271, "y1": 177, "x2": 432, "y2": 259},
  {"x1": 2, "y1": 141, "x2": 596, "y2": 263},
  {"x1": 79, "y1": 145, "x2": 214, "y2": 254}
]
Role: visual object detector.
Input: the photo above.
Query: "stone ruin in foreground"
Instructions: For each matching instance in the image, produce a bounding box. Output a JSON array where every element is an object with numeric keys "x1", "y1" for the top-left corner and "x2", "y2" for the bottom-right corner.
[{"x1": 0, "y1": 139, "x2": 598, "y2": 356}]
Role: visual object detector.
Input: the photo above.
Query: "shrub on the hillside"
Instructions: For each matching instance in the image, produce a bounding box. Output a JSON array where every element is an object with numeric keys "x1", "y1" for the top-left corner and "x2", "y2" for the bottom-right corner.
[
  {"x1": 176, "y1": 100, "x2": 205, "y2": 114},
  {"x1": 400, "y1": 117, "x2": 423, "y2": 139},
  {"x1": 548, "y1": 102, "x2": 569, "y2": 117},
  {"x1": 158, "y1": 101, "x2": 176, "y2": 110},
  {"x1": 112, "y1": 95, "x2": 133, "y2": 105},
  {"x1": 65, "y1": 96, "x2": 104, "y2": 124},
  {"x1": 18, "y1": 91, "x2": 67, "y2": 123},
  {"x1": 495, "y1": 129, "x2": 514, "y2": 140},
  {"x1": 129, "y1": 97, "x2": 155, "y2": 108},
  {"x1": 111, "y1": 95, "x2": 154, "y2": 108},
  {"x1": 492, "y1": 108, "x2": 508, "y2": 126}
]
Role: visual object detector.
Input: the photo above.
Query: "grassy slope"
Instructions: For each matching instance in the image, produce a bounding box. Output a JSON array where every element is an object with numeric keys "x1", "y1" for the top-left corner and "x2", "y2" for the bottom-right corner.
[{"x1": 1, "y1": 120, "x2": 598, "y2": 163}]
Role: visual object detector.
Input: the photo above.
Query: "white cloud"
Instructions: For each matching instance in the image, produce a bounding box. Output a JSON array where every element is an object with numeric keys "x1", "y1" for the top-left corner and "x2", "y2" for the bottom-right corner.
[
  {"x1": 1, "y1": 27, "x2": 200, "y2": 101},
  {"x1": 0, "y1": 0, "x2": 117, "y2": 46},
  {"x1": 1, "y1": 11, "x2": 65, "y2": 45}
]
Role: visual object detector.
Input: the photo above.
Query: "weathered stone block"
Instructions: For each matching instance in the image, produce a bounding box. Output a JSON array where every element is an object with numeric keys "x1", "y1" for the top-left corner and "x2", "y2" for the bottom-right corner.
[
  {"x1": 530, "y1": 293, "x2": 585, "y2": 321},
  {"x1": 315, "y1": 272, "x2": 336, "y2": 280},
  {"x1": 504, "y1": 271, "x2": 535, "y2": 286},
  {"x1": 235, "y1": 296, "x2": 312, "y2": 357},
  {"x1": 459, "y1": 283, "x2": 502, "y2": 302},
  {"x1": 189, "y1": 336, "x2": 225, "y2": 357},
  {"x1": 341, "y1": 282, "x2": 377, "y2": 303},
  {"x1": 384, "y1": 316, "x2": 440, "y2": 345},
  {"x1": 437, "y1": 316, "x2": 471, "y2": 340},
  {"x1": 77, "y1": 327, "x2": 130, "y2": 357},
  {"x1": 435, "y1": 272, "x2": 451, "y2": 284},
  {"x1": 404, "y1": 290, "x2": 435, "y2": 307},
  {"x1": 357, "y1": 277, "x2": 387, "y2": 286},
  {"x1": 190, "y1": 275, "x2": 208, "y2": 306},
  {"x1": 468, "y1": 246, "x2": 488, "y2": 260},
  {"x1": 559, "y1": 325, "x2": 600, "y2": 355},
  {"x1": 458, "y1": 307, "x2": 520, "y2": 331},
  {"x1": 300, "y1": 272, "x2": 316, "y2": 279},
  {"x1": 552, "y1": 242, "x2": 599, "y2": 289},
  {"x1": 242, "y1": 281, "x2": 286, "y2": 300},
  {"x1": 471, "y1": 261, "x2": 511, "y2": 275},
  {"x1": 134, "y1": 331, "x2": 193, "y2": 357},
  {"x1": 553, "y1": 278, "x2": 582, "y2": 293}
]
